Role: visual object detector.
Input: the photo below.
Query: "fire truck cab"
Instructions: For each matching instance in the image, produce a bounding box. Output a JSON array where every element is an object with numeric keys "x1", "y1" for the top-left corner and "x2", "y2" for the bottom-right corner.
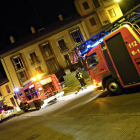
[
  {"x1": 14, "y1": 74, "x2": 62, "y2": 111},
  {"x1": 85, "y1": 22, "x2": 140, "y2": 94}
]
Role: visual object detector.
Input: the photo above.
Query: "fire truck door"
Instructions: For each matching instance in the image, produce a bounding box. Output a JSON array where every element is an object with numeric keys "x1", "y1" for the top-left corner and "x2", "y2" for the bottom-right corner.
[{"x1": 87, "y1": 46, "x2": 107, "y2": 82}]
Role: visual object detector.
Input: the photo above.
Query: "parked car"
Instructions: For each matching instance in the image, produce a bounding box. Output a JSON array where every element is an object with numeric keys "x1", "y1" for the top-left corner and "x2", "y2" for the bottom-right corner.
[{"x1": 0, "y1": 106, "x2": 17, "y2": 122}]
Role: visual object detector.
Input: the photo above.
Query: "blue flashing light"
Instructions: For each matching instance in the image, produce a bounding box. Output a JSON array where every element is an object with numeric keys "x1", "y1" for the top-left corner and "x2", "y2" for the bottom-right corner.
[
  {"x1": 90, "y1": 37, "x2": 104, "y2": 48},
  {"x1": 81, "y1": 48, "x2": 88, "y2": 55},
  {"x1": 87, "y1": 45, "x2": 91, "y2": 48},
  {"x1": 14, "y1": 88, "x2": 19, "y2": 92}
]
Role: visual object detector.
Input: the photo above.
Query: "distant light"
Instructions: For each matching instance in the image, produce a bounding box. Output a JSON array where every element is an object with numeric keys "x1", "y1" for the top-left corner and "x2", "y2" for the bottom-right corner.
[
  {"x1": 31, "y1": 77, "x2": 36, "y2": 81},
  {"x1": 14, "y1": 88, "x2": 19, "y2": 92},
  {"x1": 36, "y1": 74, "x2": 42, "y2": 79},
  {"x1": 115, "y1": 0, "x2": 120, "y2": 2},
  {"x1": 87, "y1": 45, "x2": 91, "y2": 48},
  {"x1": 125, "y1": 24, "x2": 129, "y2": 28}
]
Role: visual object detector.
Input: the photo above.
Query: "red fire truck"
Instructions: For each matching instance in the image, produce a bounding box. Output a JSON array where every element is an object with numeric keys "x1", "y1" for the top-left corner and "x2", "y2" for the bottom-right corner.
[
  {"x1": 14, "y1": 74, "x2": 62, "y2": 111},
  {"x1": 69, "y1": 4, "x2": 140, "y2": 95}
]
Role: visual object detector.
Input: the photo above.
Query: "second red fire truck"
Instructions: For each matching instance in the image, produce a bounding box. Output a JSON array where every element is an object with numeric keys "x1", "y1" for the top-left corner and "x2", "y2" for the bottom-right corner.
[
  {"x1": 14, "y1": 74, "x2": 62, "y2": 111},
  {"x1": 69, "y1": 4, "x2": 140, "y2": 95}
]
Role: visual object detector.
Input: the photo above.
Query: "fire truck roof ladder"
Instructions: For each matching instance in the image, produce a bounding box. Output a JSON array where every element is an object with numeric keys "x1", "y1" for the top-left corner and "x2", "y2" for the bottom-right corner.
[{"x1": 74, "y1": 4, "x2": 140, "y2": 56}]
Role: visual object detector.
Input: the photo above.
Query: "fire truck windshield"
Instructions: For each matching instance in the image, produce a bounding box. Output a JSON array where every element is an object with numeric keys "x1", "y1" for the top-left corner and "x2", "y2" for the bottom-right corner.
[{"x1": 87, "y1": 53, "x2": 99, "y2": 68}]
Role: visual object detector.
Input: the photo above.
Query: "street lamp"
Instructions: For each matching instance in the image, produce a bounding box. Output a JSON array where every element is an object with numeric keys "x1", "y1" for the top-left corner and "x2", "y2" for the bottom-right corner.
[{"x1": 115, "y1": 0, "x2": 121, "y2": 2}]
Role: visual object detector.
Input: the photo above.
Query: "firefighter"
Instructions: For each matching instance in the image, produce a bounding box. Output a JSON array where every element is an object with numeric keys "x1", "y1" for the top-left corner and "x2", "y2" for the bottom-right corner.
[{"x1": 76, "y1": 70, "x2": 87, "y2": 90}]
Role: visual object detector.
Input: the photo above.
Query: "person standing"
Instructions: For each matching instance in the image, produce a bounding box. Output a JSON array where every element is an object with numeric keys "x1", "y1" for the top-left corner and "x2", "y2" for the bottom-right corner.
[{"x1": 76, "y1": 70, "x2": 87, "y2": 90}]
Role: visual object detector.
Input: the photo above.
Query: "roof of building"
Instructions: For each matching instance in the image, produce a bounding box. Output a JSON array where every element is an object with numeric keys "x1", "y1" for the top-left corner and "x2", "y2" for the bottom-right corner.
[
  {"x1": 0, "y1": 13, "x2": 83, "y2": 58},
  {"x1": 0, "y1": 77, "x2": 9, "y2": 86}
]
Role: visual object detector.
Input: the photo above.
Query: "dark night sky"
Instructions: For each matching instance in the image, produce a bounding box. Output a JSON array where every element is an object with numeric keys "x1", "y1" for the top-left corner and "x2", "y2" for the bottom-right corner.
[
  {"x1": 0, "y1": 0, "x2": 139, "y2": 79},
  {"x1": 0, "y1": 0, "x2": 139, "y2": 49},
  {"x1": 0, "y1": 0, "x2": 76, "y2": 49}
]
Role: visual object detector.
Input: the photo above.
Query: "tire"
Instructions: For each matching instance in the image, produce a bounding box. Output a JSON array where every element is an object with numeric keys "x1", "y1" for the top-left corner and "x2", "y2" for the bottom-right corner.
[
  {"x1": 106, "y1": 78, "x2": 123, "y2": 95},
  {"x1": 23, "y1": 106, "x2": 28, "y2": 112},
  {"x1": 20, "y1": 103, "x2": 28, "y2": 112},
  {"x1": 34, "y1": 101, "x2": 40, "y2": 110}
]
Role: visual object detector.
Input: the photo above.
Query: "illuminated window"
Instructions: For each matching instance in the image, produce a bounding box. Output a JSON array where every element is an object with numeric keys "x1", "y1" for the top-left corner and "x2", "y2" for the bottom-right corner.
[
  {"x1": 58, "y1": 39, "x2": 68, "y2": 53},
  {"x1": 5, "y1": 85, "x2": 11, "y2": 93},
  {"x1": 70, "y1": 28, "x2": 84, "y2": 46},
  {"x1": 92, "y1": 0, "x2": 100, "y2": 8},
  {"x1": 89, "y1": 17, "x2": 96, "y2": 26},
  {"x1": 83, "y1": 2, "x2": 89, "y2": 10},
  {"x1": 12, "y1": 55, "x2": 24, "y2": 71},
  {"x1": 108, "y1": 8, "x2": 116, "y2": 18},
  {"x1": 11, "y1": 54, "x2": 28, "y2": 85}
]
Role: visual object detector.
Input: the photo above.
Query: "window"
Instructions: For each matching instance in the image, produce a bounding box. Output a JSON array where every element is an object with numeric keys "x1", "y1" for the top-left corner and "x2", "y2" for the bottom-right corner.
[
  {"x1": 68, "y1": 51, "x2": 78, "y2": 64},
  {"x1": 87, "y1": 53, "x2": 99, "y2": 68},
  {"x1": 93, "y1": 0, "x2": 100, "y2": 8},
  {"x1": 35, "y1": 66, "x2": 43, "y2": 74},
  {"x1": 17, "y1": 71, "x2": 28, "y2": 84},
  {"x1": 5, "y1": 85, "x2": 11, "y2": 93},
  {"x1": 83, "y1": 2, "x2": 89, "y2": 10},
  {"x1": 11, "y1": 54, "x2": 28, "y2": 85},
  {"x1": 70, "y1": 28, "x2": 84, "y2": 45},
  {"x1": 29, "y1": 86, "x2": 38, "y2": 98},
  {"x1": 24, "y1": 88, "x2": 32, "y2": 100},
  {"x1": 58, "y1": 39, "x2": 68, "y2": 53},
  {"x1": 40, "y1": 42, "x2": 53, "y2": 58},
  {"x1": 108, "y1": 8, "x2": 116, "y2": 18},
  {"x1": 12, "y1": 55, "x2": 24, "y2": 71},
  {"x1": 40, "y1": 41, "x2": 60, "y2": 73},
  {"x1": 89, "y1": 17, "x2": 96, "y2": 26},
  {"x1": 64, "y1": 54, "x2": 71, "y2": 66},
  {"x1": 47, "y1": 58, "x2": 59, "y2": 73},
  {"x1": 29, "y1": 52, "x2": 40, "y2": 65},
  {"x1": 20, "y1": 91, "x2": 22, "y2": 96}
]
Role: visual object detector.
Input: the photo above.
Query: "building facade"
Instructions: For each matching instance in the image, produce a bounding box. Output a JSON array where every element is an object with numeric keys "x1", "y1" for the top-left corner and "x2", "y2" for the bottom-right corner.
[
  {"x1": 74, "y1": 0, "x2": 123, "y2": 36},
  {"x1": 0, "y1": 0, "x2": 123, "y2": 92},
  {"x1": 0, "y1": 78, "x2": 18, "y2": 108}
]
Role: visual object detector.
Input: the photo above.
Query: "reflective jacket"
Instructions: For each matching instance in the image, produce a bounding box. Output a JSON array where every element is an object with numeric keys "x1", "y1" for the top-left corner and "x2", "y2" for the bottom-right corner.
[{"x1": 76, "y1": 72, "x2": 83, "y2": 80}]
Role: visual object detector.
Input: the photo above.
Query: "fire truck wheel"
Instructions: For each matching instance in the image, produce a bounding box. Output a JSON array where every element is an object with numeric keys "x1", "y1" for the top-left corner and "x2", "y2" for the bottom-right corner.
[
  {"x1": 106, "y1": 78, "x2": 122, "y2": 95},
  {"x1": 34, "y1": 101, "x2": 40, "y2": 110},
  {"x1": 20, "y1": 103, "x2": 28, "y2": 112}
]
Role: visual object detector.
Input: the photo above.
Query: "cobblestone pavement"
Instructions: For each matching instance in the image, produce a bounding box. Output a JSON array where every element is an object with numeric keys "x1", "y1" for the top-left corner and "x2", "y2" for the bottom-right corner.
[{"x1": 1, "y1": 79, "x2": 140, "y2": 140}]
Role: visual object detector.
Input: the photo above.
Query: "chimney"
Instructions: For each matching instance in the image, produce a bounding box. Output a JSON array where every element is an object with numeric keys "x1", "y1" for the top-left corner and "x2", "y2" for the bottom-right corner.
[
  {"x1": 58, "y1": 14, "x2": 63, "y2": 21},
  {"x1": 30, "y1": 26, "x2": 35, "y2": 34},
  {"x1": 10, "y1": 36, "x2": 15, "y2": 44}
]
